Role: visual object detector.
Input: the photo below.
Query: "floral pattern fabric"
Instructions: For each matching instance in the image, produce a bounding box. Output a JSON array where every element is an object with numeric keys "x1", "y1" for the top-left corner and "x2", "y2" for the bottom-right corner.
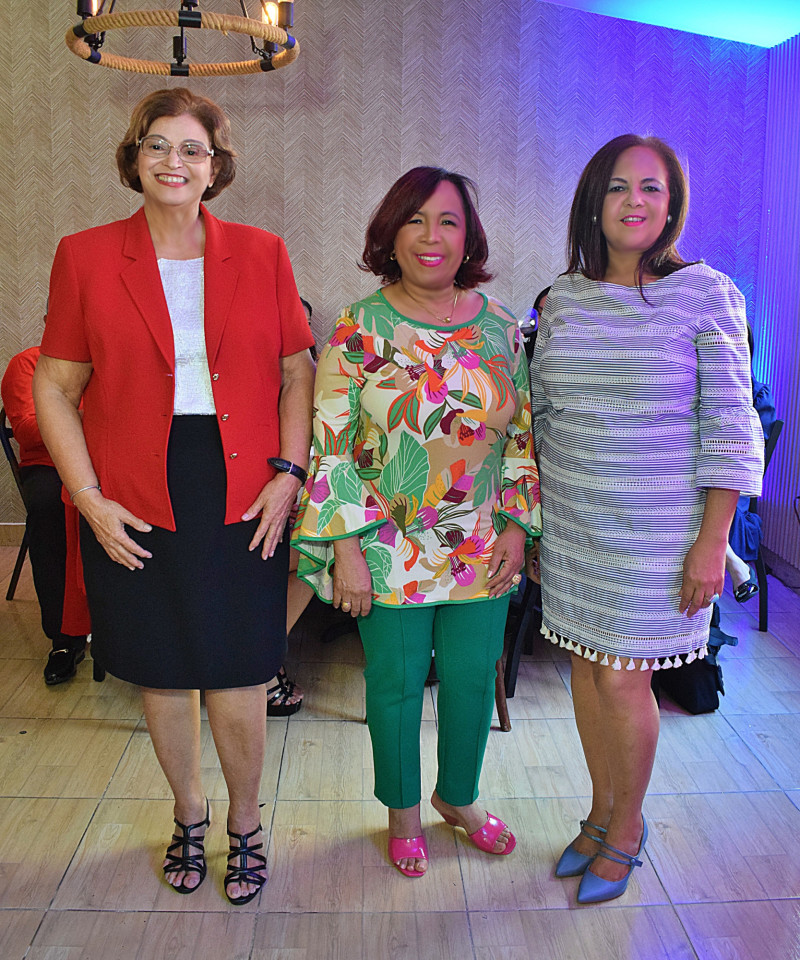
[{"x1": 293, "y1": 290, "x2": 541, "y2": 607}]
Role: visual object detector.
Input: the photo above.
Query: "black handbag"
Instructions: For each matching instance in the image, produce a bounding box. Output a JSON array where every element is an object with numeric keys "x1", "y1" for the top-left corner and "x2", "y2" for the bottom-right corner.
[{"x1": 650, "y1": 604, "x2": 737, "y2": 714}]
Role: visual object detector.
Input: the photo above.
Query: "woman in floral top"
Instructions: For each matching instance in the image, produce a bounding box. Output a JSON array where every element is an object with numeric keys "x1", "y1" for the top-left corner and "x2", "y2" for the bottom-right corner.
[{"x1": 293, "y1": 167, "x2": 541, "y2": 877}]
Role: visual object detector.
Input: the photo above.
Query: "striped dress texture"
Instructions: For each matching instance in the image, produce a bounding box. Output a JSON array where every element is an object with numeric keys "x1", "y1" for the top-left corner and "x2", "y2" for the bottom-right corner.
[{"x1": 530, "y1": 264, "x2": 764, "y2": 668}]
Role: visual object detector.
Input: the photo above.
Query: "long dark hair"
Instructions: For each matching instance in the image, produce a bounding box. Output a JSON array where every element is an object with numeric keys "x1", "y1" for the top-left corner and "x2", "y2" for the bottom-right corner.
[
  {"x1": 360, "y1": 166, "x2": 492, "y2": 288},
  {"x1": 566, "y1": 134, "x2": 695, "y2": 295}
]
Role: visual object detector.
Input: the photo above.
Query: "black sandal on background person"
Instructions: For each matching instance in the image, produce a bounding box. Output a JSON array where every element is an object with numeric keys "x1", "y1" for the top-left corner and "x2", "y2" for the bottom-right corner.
[
  {"x1": 162, "y1": 798, "x2": 210, "y2": 894},
  {"x1": 225, "y1": 823, "x2": 268, "y2": 905},
  {"x1": 43, "y1": 640, "x2": 86, "y2": 685},
  {"x1": 266, "y1": 666, "x2": 304, "y2": 717},
  {"x1": 733, "y1": 567, "x2": 759, "y2": 603}
]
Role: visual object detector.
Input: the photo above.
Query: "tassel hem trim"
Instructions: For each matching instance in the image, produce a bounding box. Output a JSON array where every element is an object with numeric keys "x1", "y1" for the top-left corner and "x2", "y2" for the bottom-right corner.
[{"x1": 540, "y1": 625, "x2": 707, "y2": 671}]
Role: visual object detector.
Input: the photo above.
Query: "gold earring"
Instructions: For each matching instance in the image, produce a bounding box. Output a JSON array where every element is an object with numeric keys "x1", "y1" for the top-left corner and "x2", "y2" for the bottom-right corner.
[
  {"x1": 463, "y1": 255, "x2": 470, "y2": 263},
  {"x1": 390, "y1": 252, "x2": 396, "y2": 260}
]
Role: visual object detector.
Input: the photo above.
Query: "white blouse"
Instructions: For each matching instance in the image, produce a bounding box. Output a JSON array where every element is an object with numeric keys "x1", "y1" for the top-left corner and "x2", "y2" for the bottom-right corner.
[{"x1": 158, "y1": 257, "x2": 215, "y2": 415}]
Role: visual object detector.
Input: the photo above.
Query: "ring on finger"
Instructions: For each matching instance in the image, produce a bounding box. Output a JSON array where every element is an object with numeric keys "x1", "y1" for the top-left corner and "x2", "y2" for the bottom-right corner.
[
  {"x1": 704, "y1": 592, "x2": 720, "y2": 605},
  {"x1": 511, "y1": 573, "x2": 522, "y2": 585},
  {"x1": 341, "y1": 601, "x2": 352, "y2": 611}
]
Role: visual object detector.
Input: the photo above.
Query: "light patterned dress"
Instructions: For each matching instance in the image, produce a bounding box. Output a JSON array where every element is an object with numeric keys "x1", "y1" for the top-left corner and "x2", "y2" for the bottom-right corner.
[
  {"x1": 530, "y1": 264, "x2": 764, "y2": 669},
  {"x1": 293, "y1": 290, "x2": 542, "y2": 606}
]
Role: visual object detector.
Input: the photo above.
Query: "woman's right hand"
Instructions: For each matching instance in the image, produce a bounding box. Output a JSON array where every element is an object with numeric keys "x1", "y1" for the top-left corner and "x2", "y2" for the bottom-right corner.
[
  {"x1": 74, "y1": 488, "x2": 153, "y2": 570},
  {"x1": 332, "y1": 537, "x2": 373, "y2": 617}
]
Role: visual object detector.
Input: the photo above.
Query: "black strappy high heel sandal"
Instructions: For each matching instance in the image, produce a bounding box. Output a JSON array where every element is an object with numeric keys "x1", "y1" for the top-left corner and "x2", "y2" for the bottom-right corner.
[
  {"x1": 266, "y1": 666, "x2": 303, "y2": 717},
  {"x1": 225, "y1": 823, "x2": 268, "y2": 905},
  {"x1": 162, "y1": 798, "x2": 210, "y2": 894}
]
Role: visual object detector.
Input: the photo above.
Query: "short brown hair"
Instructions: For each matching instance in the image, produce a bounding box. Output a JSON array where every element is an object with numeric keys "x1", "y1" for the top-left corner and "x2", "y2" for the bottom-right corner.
[
  {"x1": 116, "y1": 87, "x2": 236, "y2": 201},
  {"x1": 566, "y1": 134, "x2": 695, "y2": 293},
  {"x1": 360, "y1": 167, "x2": 492, "y2": 289}
]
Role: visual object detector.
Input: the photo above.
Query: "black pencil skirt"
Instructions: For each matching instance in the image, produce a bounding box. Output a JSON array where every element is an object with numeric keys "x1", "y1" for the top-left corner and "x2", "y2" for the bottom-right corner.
[{"x1": 80, "y1": 416, "x2": 288, "y2": 689}]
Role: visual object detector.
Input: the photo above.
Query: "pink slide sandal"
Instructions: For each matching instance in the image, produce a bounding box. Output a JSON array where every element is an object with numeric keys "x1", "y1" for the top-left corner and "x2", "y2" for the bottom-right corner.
[
  {"x1": 443, "y1": 812, "x2": 516, "y2": 855},
  {"x1": 388, "y1": 835, "x2": 429, "y2": 877}
]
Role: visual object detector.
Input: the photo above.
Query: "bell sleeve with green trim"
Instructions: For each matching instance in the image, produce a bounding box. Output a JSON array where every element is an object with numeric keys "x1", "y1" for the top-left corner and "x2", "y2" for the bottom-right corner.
[
  {"x1": 291, "y1": 330, "x2": 388, "y2": 601},
  {"x1": 492, "y1": 325, "x2": 542, "y2": 540}
]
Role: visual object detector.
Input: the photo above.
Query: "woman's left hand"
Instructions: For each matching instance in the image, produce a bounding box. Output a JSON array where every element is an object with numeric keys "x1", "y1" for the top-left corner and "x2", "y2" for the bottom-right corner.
[
  {"x1": 487, "y1": 522, "x2": 526, "y2": 598},
  {"x1": 243, "y1": 473, "x2": 302, "y2": 559},
  {"x1": 679, "y1": 534, "x2": 726, "y2": 618}
]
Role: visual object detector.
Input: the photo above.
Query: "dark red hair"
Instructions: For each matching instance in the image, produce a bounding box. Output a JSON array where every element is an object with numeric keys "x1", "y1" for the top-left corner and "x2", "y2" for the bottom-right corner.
[{"x1": 360, "y1": 167, "x2": 492, "y2": 288}]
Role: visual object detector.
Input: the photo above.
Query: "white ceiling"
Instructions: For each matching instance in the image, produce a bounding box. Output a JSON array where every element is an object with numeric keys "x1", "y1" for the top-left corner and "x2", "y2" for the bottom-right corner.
[{"x1": 539, "y1": 0, "x2": 800, "y2": 47}]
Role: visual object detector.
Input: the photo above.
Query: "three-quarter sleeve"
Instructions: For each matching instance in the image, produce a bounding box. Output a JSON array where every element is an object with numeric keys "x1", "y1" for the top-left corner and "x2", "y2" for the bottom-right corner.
[
  {"x1": 292, "y1": 314, "x2": 389, "y2": 596},
  {"x1": 494, "y1": 326, "x2": 542, "y2": 539},
  {"x1": 695, "y1": 276, "x2": 764, "y2": 496},
  {"x1": 41, "y1": 237, "x2": 92, "y2": 363}
]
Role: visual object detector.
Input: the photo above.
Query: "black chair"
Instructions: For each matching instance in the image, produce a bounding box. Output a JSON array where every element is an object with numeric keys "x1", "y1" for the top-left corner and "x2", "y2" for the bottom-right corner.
[
  {"x1": 502, "y1": 576, "x2": 542, "y2": 700},
  {"x1": 0, "y1": 406, "x2": 30, "y2": 601},
  {"x1": 752, "y1": 418, "x2": 784, "y2": 632}
]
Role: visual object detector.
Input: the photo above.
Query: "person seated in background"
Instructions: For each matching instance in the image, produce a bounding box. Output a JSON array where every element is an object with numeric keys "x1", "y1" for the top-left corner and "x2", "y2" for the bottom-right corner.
[
  {"x1": 533, "y1": 285, "x2": 550, "y2": 319},
  {"x1": 266, "y1": 297, "x2": 317, "y2": 716},
  {"x1": 300, "y1": 298, "x2": 318, "y2": 362},
  {"x1": 2, "y1": 343, "x2": 91, "y2": 684},
  {"x1": 725, "y1": 323, "x2": 776, "y2": 603},
  {"x1": 521, "y1": 286, "x2": 551, "y2": 362}
]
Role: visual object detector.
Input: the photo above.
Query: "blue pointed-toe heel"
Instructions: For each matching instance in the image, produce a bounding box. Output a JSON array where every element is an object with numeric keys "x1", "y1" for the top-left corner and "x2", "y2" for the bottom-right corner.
[
  {"x1": 576, "y1": 817, "x2": 648, "y2": 904},
  {"x1": 554, "y1": 819, "x2": 607, "y2": 878}
]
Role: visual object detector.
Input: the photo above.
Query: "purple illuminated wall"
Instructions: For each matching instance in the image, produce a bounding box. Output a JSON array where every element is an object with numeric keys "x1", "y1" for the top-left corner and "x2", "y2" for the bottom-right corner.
[
  {"x1": 756, "y1": 32, "x2": 800, "y2": 569},
  {"x1": 513, "y1": 5, "x2": 768, "y2": 316}
]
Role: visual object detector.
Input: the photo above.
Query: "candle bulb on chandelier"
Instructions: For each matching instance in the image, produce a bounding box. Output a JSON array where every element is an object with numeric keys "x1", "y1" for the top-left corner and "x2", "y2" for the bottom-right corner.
[
  {"x1": 278, "y1": 1, "x2": 294, "y2": 29},
  {"x1": 260, "y1": 2, "x2": 278, "y2": 25},
  {"x1": 76, "y1": 0, "x2": 97, "y2": 17}
]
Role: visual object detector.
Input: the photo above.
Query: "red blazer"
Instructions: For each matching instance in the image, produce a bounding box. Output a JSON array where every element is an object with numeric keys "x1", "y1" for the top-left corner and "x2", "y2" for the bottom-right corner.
[{"x1": 41, "y1": 206, "x2": 314, "y2": 530}]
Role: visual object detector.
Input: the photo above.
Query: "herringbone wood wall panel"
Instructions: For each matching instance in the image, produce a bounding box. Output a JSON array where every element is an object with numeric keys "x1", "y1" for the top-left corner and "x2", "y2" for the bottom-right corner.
[{"x1": 0, "y1": 0, "x2": 768, "y2": 524}]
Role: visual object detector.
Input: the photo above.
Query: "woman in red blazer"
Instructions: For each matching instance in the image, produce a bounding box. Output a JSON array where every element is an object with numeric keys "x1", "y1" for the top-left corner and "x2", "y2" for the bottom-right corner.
[{"x1": 33, "y1": 88, "x2": 315, "y2": 905}]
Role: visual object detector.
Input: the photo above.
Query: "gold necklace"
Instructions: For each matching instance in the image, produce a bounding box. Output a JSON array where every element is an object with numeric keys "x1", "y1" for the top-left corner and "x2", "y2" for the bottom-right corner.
[{"x1": 401, "y1": 283, "x2": 460, "y2": 324}]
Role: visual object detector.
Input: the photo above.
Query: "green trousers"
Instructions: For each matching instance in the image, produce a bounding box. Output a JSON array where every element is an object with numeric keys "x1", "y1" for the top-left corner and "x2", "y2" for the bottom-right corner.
[{"x1": 358, "y1": 596, "x2": 510, "y2": 809}]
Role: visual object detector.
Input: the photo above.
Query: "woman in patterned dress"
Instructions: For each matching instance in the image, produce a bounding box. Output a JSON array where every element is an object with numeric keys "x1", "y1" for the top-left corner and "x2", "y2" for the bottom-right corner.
[
  {"x1": 293, "y1": 167, "x2": 541, "y2": 877},
  {"x1": 530, "y1": 135, "x2": 764, "y2": 903}
]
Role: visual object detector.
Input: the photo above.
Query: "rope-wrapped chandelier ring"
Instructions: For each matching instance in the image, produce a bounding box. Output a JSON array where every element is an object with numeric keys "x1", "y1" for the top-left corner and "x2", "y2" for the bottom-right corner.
[{"x1": 65, "y1": 9, "x2": 299, "y2": 76}]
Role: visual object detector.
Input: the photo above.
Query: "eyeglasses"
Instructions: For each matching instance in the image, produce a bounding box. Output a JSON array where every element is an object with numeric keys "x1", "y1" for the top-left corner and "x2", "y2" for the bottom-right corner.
[{"x1": 137, "y1": 135, "x2": 214, "y2": 163}]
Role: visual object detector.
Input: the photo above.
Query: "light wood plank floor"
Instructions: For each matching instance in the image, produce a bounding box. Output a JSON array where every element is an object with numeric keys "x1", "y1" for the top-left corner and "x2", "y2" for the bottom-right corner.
[{"x1": 1, "y1": 545, "x2": 799, "y2": 959}]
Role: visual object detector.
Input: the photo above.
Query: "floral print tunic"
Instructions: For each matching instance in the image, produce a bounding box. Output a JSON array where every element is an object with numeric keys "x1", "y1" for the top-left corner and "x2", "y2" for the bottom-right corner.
[{"x1": 292, "y1": 290, "x2": 542, "y2": 607}]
